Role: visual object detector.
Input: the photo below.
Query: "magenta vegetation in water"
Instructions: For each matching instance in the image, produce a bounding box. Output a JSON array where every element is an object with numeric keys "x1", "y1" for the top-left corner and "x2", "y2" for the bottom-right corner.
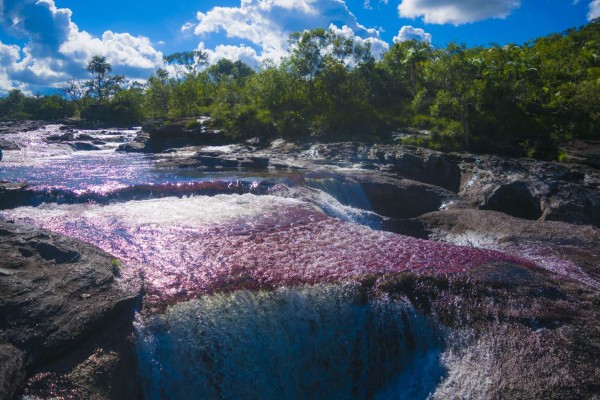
[{"x1": 3, "y1": 195, "x2": 535, "y2": 310}]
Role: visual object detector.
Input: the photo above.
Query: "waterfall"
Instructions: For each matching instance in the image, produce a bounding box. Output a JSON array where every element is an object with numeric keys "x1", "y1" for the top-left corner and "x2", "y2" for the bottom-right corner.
[
  {"x1": 306, "y1": 177, "x2": 372, "y2": 211},
  {"x1": 272, "y1": 177, "x2": 383, "y2": 229},
  {"x1": 135, "y1": 283, "x2": 446, "y2": 400}
]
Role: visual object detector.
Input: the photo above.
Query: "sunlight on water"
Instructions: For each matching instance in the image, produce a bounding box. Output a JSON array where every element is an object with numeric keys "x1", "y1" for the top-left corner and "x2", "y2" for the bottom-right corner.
[
  {"x1": 2, "y1": 195, "x2": 529, "y2": 310},
  {"x1": 136, "y1": 283, "x2": 446, "y2": 400},
  {"x1": 0, "y1": 126, "x2": 275, "y2": 197}
]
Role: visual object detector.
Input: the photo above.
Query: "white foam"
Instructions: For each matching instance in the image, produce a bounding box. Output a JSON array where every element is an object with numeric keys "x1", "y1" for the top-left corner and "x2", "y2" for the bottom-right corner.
[
  {"x1": 7, "y1": 194, "x2": 310, "y2": 227},
  {"x1": 135, "y1": 284, "x2": 445, "y2": 400}
]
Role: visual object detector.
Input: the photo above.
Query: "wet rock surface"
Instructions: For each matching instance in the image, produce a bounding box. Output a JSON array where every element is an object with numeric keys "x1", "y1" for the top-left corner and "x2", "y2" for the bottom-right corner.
[
  {"x1": 414, "y1": 209, "x2": 600, "y2": 286},
  {"x1": 1, "y1": 122, "x2": 600, "y2": 399},
  {"x1": 0, "y1": 120, "x2": 45, "y2": 135},
  {"x1": 0, "y1": 182, "x2": 34, "y2": 211},
  {"x1": 147, "y1": 139, "x2": 600, "y2": 227},
  {"x1": 0, "y1": 221, "x2": 139, "y2": 399},
  {"x1": 116, "y1": 118, "x2": 229, "y2": 153},
  {"x1": 376, "y1": 262, "x2": 600, "y2": 400},
  {"x1": 0, "y1": 138, "x2": 20, "y2": 151}
]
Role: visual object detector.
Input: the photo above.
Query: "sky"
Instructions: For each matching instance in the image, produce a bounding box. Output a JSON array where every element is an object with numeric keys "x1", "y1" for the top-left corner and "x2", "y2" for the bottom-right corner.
[{"x1": 0, "y1": 0, "x2": 598, "y2": 95}]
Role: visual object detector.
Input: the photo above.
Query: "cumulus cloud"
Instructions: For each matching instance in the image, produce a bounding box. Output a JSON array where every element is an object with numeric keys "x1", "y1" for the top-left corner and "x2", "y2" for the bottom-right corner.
[
  {"x1": 197, "y1": 43, "x2": 262, "y2": 68},
  {"x1": 397, "y1": 0, "x2": 521, "y2": 25},
  {"x1": 186, "y1": 0, "x2": 386, "y2": 63},
  {"x1": 393, "y1": 25, "x2": 432, "y2": 43},
  {"x1": 328, "y1": 24, "x2": 389, "y2": 59},
  {"x1": 0, "y1": 41, "x2": 22, "y2": 92},
  {"x1": 0, "y1": 0, "x2": 163, "y2": 93},
  {"x1": 589, "y1": 0, "x2": 600, "y2": 20}
]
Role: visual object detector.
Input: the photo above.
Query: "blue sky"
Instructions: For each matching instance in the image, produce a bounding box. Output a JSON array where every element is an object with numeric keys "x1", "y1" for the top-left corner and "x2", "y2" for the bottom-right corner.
[{"x1": 0, "y1": 0, "x2": 597, "y2": 94}]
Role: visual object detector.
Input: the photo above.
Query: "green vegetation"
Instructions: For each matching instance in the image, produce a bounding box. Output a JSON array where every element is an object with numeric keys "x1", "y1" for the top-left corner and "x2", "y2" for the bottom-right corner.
[
  {"x1": 0, "y1": 89, "x2": 74, "y2": 120},
  {"x1": 110, "y1": 258, "x2": 121, "y2": 277},
  {"x1": 2, "y1": 20, "x2": 599, "y2": 158}
]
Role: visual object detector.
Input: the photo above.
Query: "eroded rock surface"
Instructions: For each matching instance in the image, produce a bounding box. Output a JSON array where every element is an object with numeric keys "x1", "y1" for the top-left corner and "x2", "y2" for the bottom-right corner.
[
  {"x1": 148, "y1": 140, "x2": 600, "y2": 227},
  {"x1": 0, "y1": 221, "x2": 139, "y2": 399}
]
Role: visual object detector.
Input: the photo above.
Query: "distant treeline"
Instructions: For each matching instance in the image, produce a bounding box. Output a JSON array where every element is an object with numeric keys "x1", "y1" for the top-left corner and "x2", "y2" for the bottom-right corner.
[{"x1": 3, "y1": 19, "x2": 599, "y2": 159}]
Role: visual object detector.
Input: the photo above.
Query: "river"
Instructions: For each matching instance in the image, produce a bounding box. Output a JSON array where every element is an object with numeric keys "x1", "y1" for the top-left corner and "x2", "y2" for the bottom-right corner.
[{"x1": 0, "y1": 125, "x2": 590, "y2": 399}]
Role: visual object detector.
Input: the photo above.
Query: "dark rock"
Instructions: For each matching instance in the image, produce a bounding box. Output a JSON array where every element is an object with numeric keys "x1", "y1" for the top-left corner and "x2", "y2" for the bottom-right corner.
[
  {"x1": 68, "y1": 142, "x2": 102, "y2": 151},
  {"x1": 0, "y1": 139, "x2": 20, "y2": 150},
  {"x1": 47, "y1": 133, "x2": 75, "y2": 142},
  {"x1": 561, "y1": 139, "x2": 600, "y2": 169},
  {"x1": 249, "y1": 156, "x2": 269, "y2": 169},
  {"x1": 0, "y1": 221, "x2": 140, "y2": 396},
  {"x1": 542, "y1": 183, "x2": 600, "y2": 226},
  {"x1": 196, "y1": 155, "x2": 238, "y2": 168},
  {"x1": 482, "y1": 181, "x2": 542, "y2": 219},
  {"x1": 355, "y1": 173, "x2": 456, "y2": 219},
  {"x1": 137, "y1": 118, "x2": 231, "y2": 152},
  {"x1": 117, "y1": 141, "x2": 146, "y2": 153},
  {"x1": 456, "y1": 155, "x2": 600, "y2": 227},
  {"x1": 77, "y1": 134, "x2": 95, "y2": 141},
  {"x1": 0, "y1": 182, "x2": 35, "y2": 210},
  {"x1": 0, "y1": 344, "x2": 27, "y2": 400},
  {"x1": 318, "y1": 171, "x2": 458, "y2": 219},
  {"x1": 0, "y1": 120, "x2": 45, "y2": 135}
]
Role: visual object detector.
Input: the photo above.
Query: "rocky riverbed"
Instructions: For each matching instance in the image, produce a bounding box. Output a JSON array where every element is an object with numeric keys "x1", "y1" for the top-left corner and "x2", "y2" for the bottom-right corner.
[{"x1": 1, "y1": 120, "x2": 599, "y2": 399}]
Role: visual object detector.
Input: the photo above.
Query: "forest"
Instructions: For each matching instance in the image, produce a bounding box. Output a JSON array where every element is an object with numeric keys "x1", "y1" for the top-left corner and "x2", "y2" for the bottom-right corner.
[{"x1": 1, "y1": 19, "x2": 598, "y2": 159}]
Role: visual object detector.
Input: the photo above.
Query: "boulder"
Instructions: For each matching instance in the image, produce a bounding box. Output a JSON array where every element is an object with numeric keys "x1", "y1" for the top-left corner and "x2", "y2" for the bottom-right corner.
[
  {"x1": 68, "y1": 142, "x2": 102, "y2": 151},
  {"x1": 0, "y1": 182, "x2": 34, "y2": 210},
  {"x1": 0, "y1": 139, "x2": 20, "y2": 151},
  {"x1": 0, "y1": 221, "x2": 139, "y2": 398},
  {"x1": 140, "y1": 118, "x2": 231, "y2": 152}
]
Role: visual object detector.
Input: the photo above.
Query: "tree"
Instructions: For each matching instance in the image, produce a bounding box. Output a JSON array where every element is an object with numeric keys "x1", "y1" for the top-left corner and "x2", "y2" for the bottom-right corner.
[
  {"x1": 145, "y1": 69, "x2": 171, "y2": 117},
  {"x1": 164, "y1": 50, "x2": 208, "y2": 80},
  {"x1": 4, "y1": 89, "x2": 25, "y2": 118},
  {"x1": 207, "y1": 59, "x2": 255, "y2": 85},
  {"x1": 427, "y1": 43, "x2": 485, "y2": 147},
  {"x1": 85, "y1": 55, "x2": 125, "y2": 101},
  {"x1": 60, "y1": 79, "x2": 86, "y2": 115}
]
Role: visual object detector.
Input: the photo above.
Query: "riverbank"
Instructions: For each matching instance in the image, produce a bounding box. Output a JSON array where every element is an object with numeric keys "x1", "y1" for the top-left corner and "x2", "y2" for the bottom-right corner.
[{"x1": 1, "y1": 122, "x2": 599, "y2": 399}]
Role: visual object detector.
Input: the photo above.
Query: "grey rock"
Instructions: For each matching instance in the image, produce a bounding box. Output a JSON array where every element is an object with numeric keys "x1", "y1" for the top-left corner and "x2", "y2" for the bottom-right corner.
[
  {"x1": 0, "y1": 221, "x2": 140, "y2": 397},
  {"x1": 68, "y1": 142, "x2": 102, "y2": 151},
  {"x1": 0, "y1": 344, "x2": 27, "y2": 400},
  {"x1": 0, "y1": 139, "x2": 20, "y2": 151}
]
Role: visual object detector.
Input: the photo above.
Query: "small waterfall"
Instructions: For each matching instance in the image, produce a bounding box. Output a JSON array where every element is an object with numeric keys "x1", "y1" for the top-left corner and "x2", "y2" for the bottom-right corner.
[
  {"x1": 306, "y1": 177, "x2": 372, "y2": 211},
  {"x1": 272, "y1": 177, "x2": 383, "y2": 229},
  {"x1": 135, "y1": 284, "x2": 446, "y2": 400}
]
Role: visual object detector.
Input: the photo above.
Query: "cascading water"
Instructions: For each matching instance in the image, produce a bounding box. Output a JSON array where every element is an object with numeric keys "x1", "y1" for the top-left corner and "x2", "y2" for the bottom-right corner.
[
  {"x1": 301, "y1": 176, "x2": 383, "y2": 229},
  {"x1": 135, "y1": 284, "x2": 446, "y2": 400},
  {"x1": 2, "y1": 126, "x2": 589, "y2": 399}
]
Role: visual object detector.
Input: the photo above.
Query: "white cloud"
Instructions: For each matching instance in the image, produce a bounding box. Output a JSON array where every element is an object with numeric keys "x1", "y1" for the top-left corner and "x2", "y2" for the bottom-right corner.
[
  {"x1": 393, "y1": 25, "x2": 432, "y2": 43},
  {"x1": 0, "y1": 0, "x2": 163, "y2": 93},
  {"x1": 198, "y1": 42, "x2": 262, "y2": 68},
  {"x1": 328, "y1": 24, "x2": 389, "y2": 59},
  {"x1": 187, "y1": 0, "x2": 385, "y2": 63},
  {"x1": 363, "y1": 0, "x2": 388, "y2": 10},
  {"x1": 589, "y1": 0, "x2": 600, "y2": 20},
  {"x1": 398, "y1": 0, "x2": 521, "y2": 25},
  {"x1": 0, "y1": 41, "x2": 22, "y2": 92}
]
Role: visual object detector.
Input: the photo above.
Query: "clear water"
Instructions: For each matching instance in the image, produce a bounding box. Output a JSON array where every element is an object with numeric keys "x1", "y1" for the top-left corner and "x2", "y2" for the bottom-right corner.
[
  {"x1": 1, "y1": 125, "x2": 591, "y2": 399},
  {"x1": 0, "y1": 126, "x2": 269, "y2": 195},
  {"x1": 136, "y1": 284, "x2": 446, "y2": 400}
]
